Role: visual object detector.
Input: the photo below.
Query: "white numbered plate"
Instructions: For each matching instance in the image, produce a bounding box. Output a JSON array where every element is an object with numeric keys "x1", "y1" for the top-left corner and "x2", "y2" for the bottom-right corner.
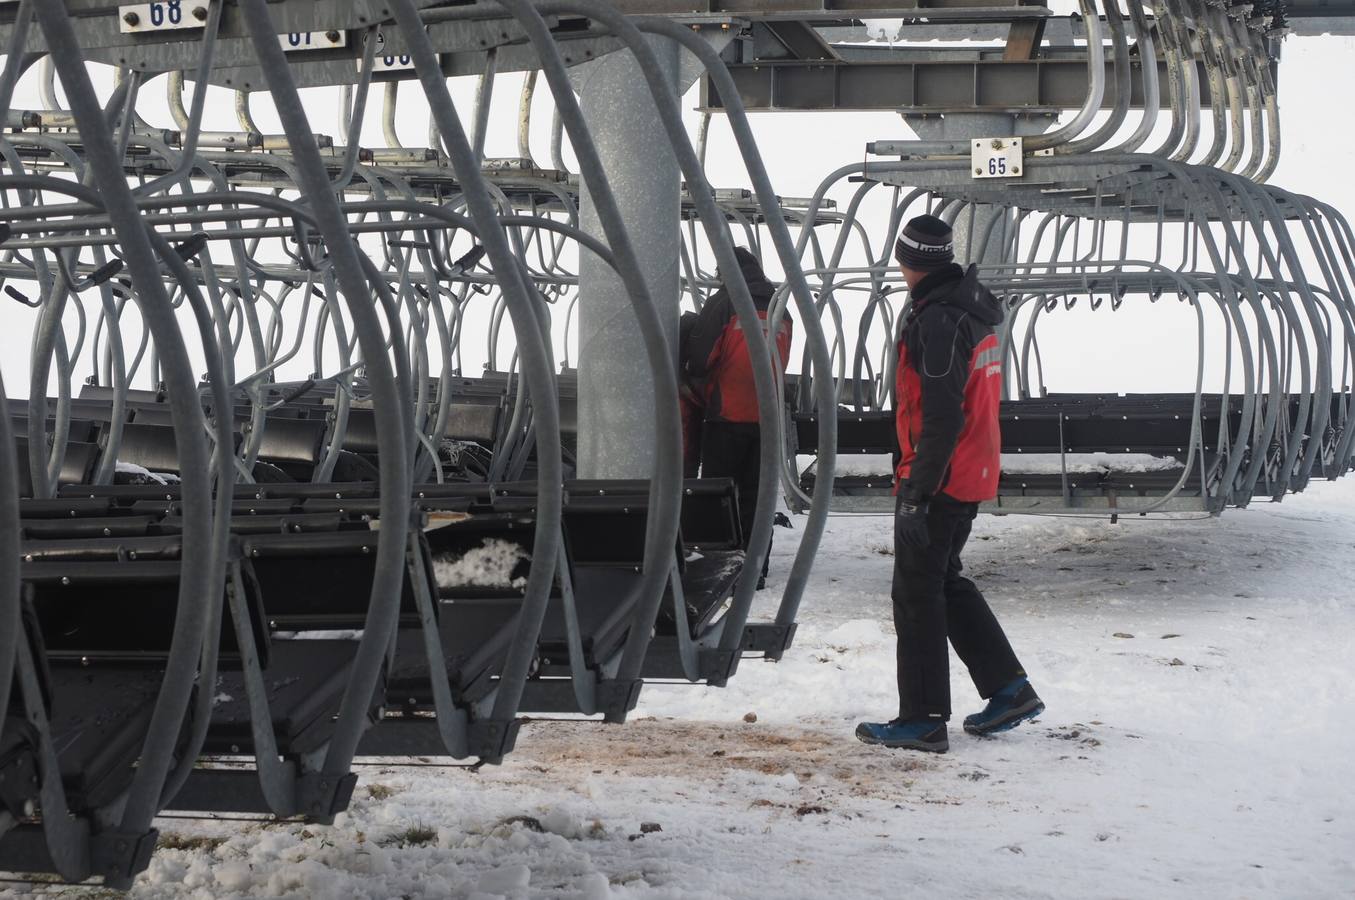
[
  {"x1": 280, "y1": 31, "x2": 349, "y2": 52},
  {"x1": 971, "y1": 137, "x2": 1024, "y2": 180},
  {"x1": 118, "y1": 1, "x2": 212, "y2": 33},
  {"x1": 366, "y1": 30, "x2": 416, "y2": 72}
]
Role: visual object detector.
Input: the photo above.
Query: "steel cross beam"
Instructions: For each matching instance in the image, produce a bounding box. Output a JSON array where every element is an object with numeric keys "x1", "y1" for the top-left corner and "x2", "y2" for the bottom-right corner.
[{"x1": 699, "y1": 54, "x2": 1209, "y2": 113}]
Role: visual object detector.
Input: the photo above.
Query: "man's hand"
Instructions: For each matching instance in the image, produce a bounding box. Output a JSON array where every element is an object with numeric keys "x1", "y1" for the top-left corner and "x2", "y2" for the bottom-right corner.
[{"x1": 895, "y1": 492, "x2": 930, "y2": 549}]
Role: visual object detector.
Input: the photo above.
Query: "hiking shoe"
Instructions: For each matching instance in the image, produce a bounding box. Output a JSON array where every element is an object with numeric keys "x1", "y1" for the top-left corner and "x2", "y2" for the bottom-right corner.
[
  {"x1": 855, "y1": 718, "x2": 949, "y2": 752},
  {"x1": 963, "y1": 678, "x2": 1044, "y2": 736}
]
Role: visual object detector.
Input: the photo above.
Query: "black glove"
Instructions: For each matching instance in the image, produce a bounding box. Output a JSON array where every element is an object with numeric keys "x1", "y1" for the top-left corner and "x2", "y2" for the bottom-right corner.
[{"x1": 895, "y1": 491, "x2": 930, "y2": 549}]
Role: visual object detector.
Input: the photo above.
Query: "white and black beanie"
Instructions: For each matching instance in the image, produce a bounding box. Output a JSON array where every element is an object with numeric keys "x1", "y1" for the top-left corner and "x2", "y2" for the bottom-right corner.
[{"x1": 894, "y1": 214, "x2": 955, "y2": 270}]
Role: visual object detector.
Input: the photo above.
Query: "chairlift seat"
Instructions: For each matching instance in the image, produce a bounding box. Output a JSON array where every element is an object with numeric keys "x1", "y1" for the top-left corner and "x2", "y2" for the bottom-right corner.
[
  {"x1": 203, "y1": 638, "x2": 381, "y2": 758},
  {"x1": 46, "y1": 663, "x2": 171, "y2": 810},
  {"x1": 241, "y1": 529, "x2": 430, "y2": 630},
  {"x1": 23, "y1": 558, "x2": 268, "y2": 666},
  {"x1": 21, "y1": 534, "x2": 185, "y2": 563},
  {"x1": 13, "y1": 439, "x2": 100, "y2": 496},
  {"x1": 21, "y1": 515, "x2": 156, "y2": 540},
  {"x1": 657, "y1": 548, "x2": 745, "y2": 638}
]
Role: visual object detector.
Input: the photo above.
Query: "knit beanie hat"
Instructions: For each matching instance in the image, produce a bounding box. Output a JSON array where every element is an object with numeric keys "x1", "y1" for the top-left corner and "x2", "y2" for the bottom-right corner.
[
  {"x1": 717, "y1": 246, "x2": 762, "y2": 280},
  {"x1": 894, "y1": 214, "x2": 955, "y2": 270}
]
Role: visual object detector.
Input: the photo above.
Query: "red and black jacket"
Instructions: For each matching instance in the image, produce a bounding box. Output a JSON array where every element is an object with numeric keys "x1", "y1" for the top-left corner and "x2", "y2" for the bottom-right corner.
[
  {"x1": 684, "y1": 250, "x2": 793, "y2": 424},
  {"x1": 895, "y1": 263, "x2": 1005, "y2": 503}
]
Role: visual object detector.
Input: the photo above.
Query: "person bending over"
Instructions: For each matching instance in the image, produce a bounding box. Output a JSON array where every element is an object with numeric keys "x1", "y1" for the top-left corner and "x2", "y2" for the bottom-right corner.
[{"x1": 683, "y1": 247, "x2": 792, "y2": 589}]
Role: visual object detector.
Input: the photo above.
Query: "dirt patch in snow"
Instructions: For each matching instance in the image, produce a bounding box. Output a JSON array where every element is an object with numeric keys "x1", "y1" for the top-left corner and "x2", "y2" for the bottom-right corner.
[{"x1": 509, "y1": 718, "x2": 940, "y2": 799}]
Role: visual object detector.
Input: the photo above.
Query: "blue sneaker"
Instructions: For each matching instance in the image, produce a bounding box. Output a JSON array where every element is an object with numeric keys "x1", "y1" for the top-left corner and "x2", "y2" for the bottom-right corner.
[
  {"x1": 855, "y1": 718, "x2": 949, "y2": 752},
  {"x1": 964, "y1": 678, "x2": 1044, "y2": 736}
]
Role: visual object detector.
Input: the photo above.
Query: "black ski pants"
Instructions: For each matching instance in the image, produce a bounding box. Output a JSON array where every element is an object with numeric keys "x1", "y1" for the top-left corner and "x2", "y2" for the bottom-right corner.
[
  {"x1": 700, "y1": 420, "x2": 771, "y2": 579},
  {"x1": 892, "y1": 494, "x2": 1025, "y2": 720}
]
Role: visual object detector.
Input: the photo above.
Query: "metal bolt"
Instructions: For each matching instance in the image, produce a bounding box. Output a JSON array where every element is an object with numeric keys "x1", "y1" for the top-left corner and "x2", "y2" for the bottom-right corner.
[
  {"x1": 326, "y1": 30, "x2": 341, "y2": 43},
  {"x1": 123, "y1": 12, "x2": 140, "y2": 26},
  {"x1": 192, "y1": 5, "x2": 208, "y2": 21},
  {"x1": 975, "y1": 168, "x2": 983, "y2": 175}
]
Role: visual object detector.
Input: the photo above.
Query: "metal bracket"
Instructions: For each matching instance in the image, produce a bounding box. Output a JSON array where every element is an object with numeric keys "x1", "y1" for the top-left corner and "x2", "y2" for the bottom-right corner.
[
  {"x1": 697, "y1": 647, "x2": 742, "y2": 687},
  {"x1": 467, "y1": 717, "x2": 522, "y2": 763},
  {"x1": 295, "y1": 772, "x2": 358, "y2": 824},
  {"x1": 596, "y1": 678, "x2": 644, "y2": 724},
  {"x1": 90, "y1": 827, "x2": 159, "y2": 887},
  {"x1": 740, "y1": 622, "x2": 799, "y2": 659}
]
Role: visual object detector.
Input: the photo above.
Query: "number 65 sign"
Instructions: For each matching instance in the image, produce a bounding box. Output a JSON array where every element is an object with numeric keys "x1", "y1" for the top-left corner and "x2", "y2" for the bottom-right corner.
[{"x1": 971, "y1": 137, "x2": 1024, "y2": 180}]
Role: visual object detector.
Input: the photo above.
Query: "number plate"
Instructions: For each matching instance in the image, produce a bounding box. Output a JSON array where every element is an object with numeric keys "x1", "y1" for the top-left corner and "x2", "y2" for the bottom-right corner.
[
  {"x1": 367, "y1": 29, "x2": 416, "y2": 72},
  {"x1": 971, "y1": 137, "x2": 1023, "y2": 180},
  {"x1": 118, "y1": 1, "x2": 212, "y2": 33},
  {"x1": 280, "y1": 31, "x2": 349, "y2": 52}
]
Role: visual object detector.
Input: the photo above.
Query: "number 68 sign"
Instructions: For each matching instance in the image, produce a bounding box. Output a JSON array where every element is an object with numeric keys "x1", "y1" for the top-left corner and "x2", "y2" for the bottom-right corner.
[
  {"x1": 119, "y1": 1, "x2": 212, "y2": 32},
  {"x1": 971, "y1": 137, "x2": 1024, "y2": 180}
]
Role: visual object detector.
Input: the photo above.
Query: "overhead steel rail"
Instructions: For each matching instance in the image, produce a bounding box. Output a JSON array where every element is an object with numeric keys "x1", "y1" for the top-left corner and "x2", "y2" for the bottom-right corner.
[{"x1": 777, "y1": 0, "x2": 1352, "y2": 517}]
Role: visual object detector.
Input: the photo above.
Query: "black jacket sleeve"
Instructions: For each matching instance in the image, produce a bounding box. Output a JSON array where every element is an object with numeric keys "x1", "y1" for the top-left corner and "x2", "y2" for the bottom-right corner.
[
  {"x1": 685, "y1": 288, "x2": 732, "y2": 378},
  {"x1": 905, "y1": 307, "x2": 971, "y2": 499},
  {"x1": 678, "y1": 311, "x2": 700, "y2": 369}
]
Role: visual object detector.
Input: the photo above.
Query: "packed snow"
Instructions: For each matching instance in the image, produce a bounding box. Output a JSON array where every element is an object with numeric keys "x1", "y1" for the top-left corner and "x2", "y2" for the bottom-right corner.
[
  {"x1": 7, "y1": 478, "x2": 1351, "y2": 898},
  {"x1": 799, "y1": 452, "x2": 1181, "y2": 478},
  {"x1": 998, "y1": 452, "x2": 1182, "y2": 475},
  {"x1": 433, "y1": 539, "x2": 531, "y2": 592},
  {"x1": 114, "y1": 460, "x2": 172, "y2": 485}
]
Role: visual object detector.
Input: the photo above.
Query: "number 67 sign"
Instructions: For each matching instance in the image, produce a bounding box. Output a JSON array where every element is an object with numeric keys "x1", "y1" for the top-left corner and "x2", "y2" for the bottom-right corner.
[{"x1": 971, "y1": 137, "x2": 1023, "y2": 180}]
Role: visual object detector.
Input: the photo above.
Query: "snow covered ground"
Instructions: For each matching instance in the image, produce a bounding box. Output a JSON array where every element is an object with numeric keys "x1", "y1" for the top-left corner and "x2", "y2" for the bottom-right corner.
[{"x1": 8, "y1": 483, "x2": 1355, "y2": 899}]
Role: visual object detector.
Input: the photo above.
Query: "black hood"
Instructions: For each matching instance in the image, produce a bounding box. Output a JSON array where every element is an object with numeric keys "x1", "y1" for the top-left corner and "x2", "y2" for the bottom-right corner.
[
  {"x1": 913, "y1": 263, "x2": 1004, "y2": 327},
  {"x1": 717, "y1": 247, "x2": 777, "y2": 308}
]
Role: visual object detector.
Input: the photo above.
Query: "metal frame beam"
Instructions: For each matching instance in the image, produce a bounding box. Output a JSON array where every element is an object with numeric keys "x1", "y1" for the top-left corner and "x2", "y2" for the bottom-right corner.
[{"x1": 701, "y1": 55, "x2": 1209, "y2": 112}]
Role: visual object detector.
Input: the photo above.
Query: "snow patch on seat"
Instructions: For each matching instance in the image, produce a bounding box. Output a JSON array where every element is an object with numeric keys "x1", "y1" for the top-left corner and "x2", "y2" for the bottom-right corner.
[{"x1": 433, "y1": 539, "x2": 530, "y2": 591}]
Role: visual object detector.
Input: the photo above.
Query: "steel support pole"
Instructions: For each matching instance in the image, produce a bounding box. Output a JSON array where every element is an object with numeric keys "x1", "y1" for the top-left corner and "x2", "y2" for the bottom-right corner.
[{"x1": 576, "y1": 38, "x2": 682, "y2": 478}]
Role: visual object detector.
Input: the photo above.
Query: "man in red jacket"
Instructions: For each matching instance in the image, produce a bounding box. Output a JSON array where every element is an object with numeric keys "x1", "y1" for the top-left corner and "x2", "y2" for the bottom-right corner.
[
  {"x1": 683, "y1": 247, "x2": 793, "y2": 589},
  {"x1": 856, "y1": 215, "x2": 1043, "y2": 753}
]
